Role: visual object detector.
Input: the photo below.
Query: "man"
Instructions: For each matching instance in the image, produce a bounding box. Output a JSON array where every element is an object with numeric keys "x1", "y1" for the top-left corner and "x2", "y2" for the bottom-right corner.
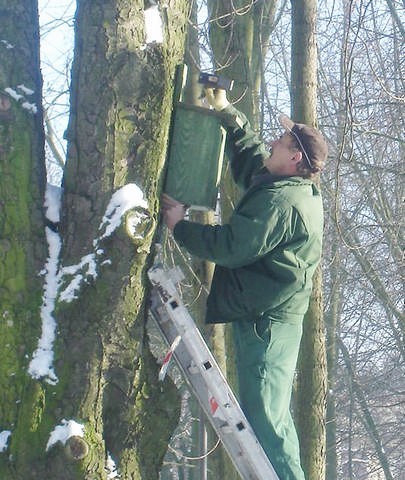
[{"x1": 162, "y1": 88, "x2": 328, "y2": 480}]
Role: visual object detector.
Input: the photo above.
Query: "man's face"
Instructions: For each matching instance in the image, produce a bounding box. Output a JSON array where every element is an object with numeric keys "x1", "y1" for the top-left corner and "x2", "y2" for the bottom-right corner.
[{"x1": 263, "y1": 132, "x2": 300, "y2": 175}]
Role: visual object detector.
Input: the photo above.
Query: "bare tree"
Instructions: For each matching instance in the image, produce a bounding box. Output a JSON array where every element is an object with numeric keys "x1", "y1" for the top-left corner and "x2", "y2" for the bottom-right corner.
[
  {"x1": 289, "y1": 2, "x2": 328, "y2": 479},
  {"x1": 318, "y1": 0, "x2": 404, "y2": 478}
]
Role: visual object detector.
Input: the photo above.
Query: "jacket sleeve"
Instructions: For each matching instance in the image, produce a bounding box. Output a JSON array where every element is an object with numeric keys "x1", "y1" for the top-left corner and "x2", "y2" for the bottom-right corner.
[
  {"x1": 221, "y1": 104, "x2": 270, "y2": 190},
  {"x1": 173, "y1": 191, "x2": 288, "y2": 269}
]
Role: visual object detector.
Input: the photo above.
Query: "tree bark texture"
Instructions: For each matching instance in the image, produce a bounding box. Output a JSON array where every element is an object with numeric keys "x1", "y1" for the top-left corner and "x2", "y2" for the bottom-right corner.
[
  {"x1": 207, "y1": 0, "x2": 279, "y2": 224},
  {"x1": 290, "y1": 0, "x2": 318, "y2": 126},
  {"x1": 3, "y1": 1, "x2": 190, "y2": 479},
  {"x1": 58, "y1": 1, "x2": 190, "y2": 478},
  {"x1": 291, "y1": 1, "x2": 327, "y2": 479},
  {"x1": 296, "y1": 271, "x2": 327, "y2": 480},
  {"x1": 0, "y1": 1, "x2": 47, "y2": 478}
]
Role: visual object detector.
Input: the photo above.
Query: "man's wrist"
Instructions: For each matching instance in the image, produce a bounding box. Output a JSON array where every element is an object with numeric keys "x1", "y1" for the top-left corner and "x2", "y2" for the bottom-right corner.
[{"x1": 217, "y1": 101, "x2": 230, "y2": 111}]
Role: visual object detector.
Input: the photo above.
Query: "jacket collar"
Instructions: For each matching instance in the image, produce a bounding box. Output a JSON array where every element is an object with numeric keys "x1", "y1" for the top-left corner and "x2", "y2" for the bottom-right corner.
[{"x1": 250, "y1": 169, "x2": 313, "y2": 188}]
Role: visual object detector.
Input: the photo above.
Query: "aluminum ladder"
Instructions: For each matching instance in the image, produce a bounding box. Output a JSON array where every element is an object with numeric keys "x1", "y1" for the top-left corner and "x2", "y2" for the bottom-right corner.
[{"x1": 148, "y1": 264, "x2": 279, "y2": 480}]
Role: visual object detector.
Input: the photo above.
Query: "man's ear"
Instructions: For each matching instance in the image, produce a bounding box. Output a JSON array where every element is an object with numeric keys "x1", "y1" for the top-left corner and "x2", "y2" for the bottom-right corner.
[{"x1": 292, "y1": 150, "x2": 302, "y2": 164}]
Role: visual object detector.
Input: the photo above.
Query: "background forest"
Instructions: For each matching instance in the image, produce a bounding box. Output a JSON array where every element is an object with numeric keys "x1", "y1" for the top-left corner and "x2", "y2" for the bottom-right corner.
[{"x1": 0, "y1": 0, "x2": 403, "y2": 479}]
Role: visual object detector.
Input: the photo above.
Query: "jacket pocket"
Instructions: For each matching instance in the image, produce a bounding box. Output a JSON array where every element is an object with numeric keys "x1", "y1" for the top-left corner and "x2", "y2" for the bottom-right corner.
[{"x1": 254, "y1": 317, "x2": 272, "y2": 343}]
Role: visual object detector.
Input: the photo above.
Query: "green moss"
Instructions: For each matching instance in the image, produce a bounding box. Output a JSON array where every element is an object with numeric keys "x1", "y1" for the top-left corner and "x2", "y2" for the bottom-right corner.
[
  {"x1": 30, "y1": 384, "x2": 46, "y2": 432},
  {"x1": 0, "y1": 115, "x2": 34, "y2": 299},
  {"x1": 10, "y1": 1, "x2": 192, "y2": 477},
  {"x1": 0, "y1": 316, "x2": 21, "y2": 426},
  {"x1": 138, "y1": 360, "x2": 180, "y2": 479},
  {"x1": 9, "y1": 381, "x2": 47, "y2": 463},
  {"x1": 0, "y1": 298, "x2": 44, "y2": 466}
]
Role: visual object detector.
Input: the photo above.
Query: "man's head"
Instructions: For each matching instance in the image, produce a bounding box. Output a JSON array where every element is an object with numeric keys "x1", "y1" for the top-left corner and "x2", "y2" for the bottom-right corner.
[{"x1": 263, "y1": 115, "x2": 328, "y2": 178}]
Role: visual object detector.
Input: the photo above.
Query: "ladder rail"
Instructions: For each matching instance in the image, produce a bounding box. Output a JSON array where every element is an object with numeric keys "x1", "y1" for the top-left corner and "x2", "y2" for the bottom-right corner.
[{"x1": 148, "y1": 265, "x2": 279, "y2": 480}]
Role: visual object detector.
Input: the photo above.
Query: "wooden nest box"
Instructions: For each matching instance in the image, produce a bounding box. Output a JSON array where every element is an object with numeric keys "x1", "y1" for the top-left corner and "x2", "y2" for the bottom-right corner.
[{"x1": 164, "y1": 65, "x2": 228, "y2": 210}]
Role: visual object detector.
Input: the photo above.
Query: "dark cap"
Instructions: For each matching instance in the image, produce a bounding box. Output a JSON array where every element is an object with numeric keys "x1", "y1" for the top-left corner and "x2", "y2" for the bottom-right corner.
[{"x1": 279, "y1": 114, "x2": 328, "y2": 173}]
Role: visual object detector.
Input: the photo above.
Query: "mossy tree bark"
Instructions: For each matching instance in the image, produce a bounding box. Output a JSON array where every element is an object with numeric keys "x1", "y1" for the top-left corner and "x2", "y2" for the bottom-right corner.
[
  {"x1": 1, "y1": 1, "x2": 191, "y2": 479},
  {"x1": 207, "y1": 0, "x2": 279, "y2": 125},
  {"x1": 57, "y1": 1, "x2": 190, "y2": 479},
  {"x1": 291, "y1": 1, "x2": 328, "y2": 479},
  {"x1": 0, "y1": 1, "x2": 47, "y2": 478},
  {"x1": 207, "y1": 0, "x2": 279, "y2": 223}
]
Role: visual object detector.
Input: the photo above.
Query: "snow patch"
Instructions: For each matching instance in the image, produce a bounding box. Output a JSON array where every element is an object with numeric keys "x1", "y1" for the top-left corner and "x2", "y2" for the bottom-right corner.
[
  {"x1": 0, "y1": 39, "x2": 14, "y2": 49},
  {"x1": 4, "y1": 87, "x2": 23, "y2": 101},
  {"x1": 4, "y1": 86, "x2": 37, "y2": 114},
  {"x1": 28, "y1": 225, "x2": 61, "y2": 385},
  {"x1": 17, "y1": 84, "x2": 34, "y2": 95},
  {"x1": 144, "y1": 5, "x2": 163, "y2": 44},
  {"x1": 97, "y1": 183, "x2": 148, "y2": 242},
  {"x1": 21, "y1": 101, "x2": 38, "y2": 114},
  {"x1": 46, "y1": 419, "x2": 84, "y2": 451},
  {"x1": 105, "y1": 452, "x2": 121, "y2": 478},
  {"x1": 0, "y1": 431, "x2": 11, "y2": 453},
  {"x1": 29, "y1": 183, "x2": 148, "y2": 383},
  {"x1": 44, "y1": 183, "x2": 62, "y2": 224},
  {"x1": 58, "y1": 253, "x2": 97, "y2": 303}
]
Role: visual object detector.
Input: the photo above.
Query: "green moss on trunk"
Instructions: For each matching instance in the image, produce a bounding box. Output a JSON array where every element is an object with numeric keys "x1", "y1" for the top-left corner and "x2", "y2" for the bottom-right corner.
[
  {"x1": 0, "y1": 1, "x2": 46, "y2": 478},
  {"x1": 10, "y1": 1, "x2": 191, "y2": 479}
]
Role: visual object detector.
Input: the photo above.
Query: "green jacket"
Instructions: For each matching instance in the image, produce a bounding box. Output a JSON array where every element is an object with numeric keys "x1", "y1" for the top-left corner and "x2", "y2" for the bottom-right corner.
[{"x1": 173, "y1": 105, "x2": 324, "y2": 324}]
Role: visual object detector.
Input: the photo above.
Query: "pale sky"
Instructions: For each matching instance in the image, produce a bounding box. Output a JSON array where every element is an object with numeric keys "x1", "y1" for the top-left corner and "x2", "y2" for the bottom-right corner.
[{"x1": 39, "y1": 0, "x2": 75, "y2": 145}]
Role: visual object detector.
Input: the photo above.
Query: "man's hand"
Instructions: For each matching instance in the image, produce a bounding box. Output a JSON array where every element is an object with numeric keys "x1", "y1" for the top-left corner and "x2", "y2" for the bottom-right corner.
[
  {"x1": 161, "y1": 194, "x2": 187, "y2": 231},
  {"x1": 205, "y1": 87, "x2": 230, "y2": 111}
]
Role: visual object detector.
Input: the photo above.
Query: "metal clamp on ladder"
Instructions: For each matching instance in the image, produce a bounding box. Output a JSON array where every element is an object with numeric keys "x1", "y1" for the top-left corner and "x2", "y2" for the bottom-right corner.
[{"x1": 148, "y1": 264, "x2": 279, "y2": 480}]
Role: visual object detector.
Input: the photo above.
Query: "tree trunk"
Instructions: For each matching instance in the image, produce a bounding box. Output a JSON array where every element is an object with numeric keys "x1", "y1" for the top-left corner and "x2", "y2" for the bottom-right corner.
[
  {"x1": 207, "y1": 0, "x2": 279, "y2": 223},
  {"x1": 182, "y1": 10, "x2": 219, "y2": 477},
  {"x1": 295, "y1": 269, "x2": 327, "y2": 480},
  {"x1": 207, "y1": 0, "x2": 278, "y2": 124},
  {"x1": 2, "y1": 1, "x2": 190, "y2": 479},
  {"x1": 338, "y1": 339, "x2": 394, "y2": 480},
  {"x1": 291, "y1": 1, "x2": 327, "y2": 479},
  {"x1": 58, "y1": 1, "x2": 189, "y2": 478},
  {"x1": 324, "y1": 248, "x2": 341, "y2": 480},
  {"x1": 0, "y1": 1, "x2": 47, "y2": 478}
]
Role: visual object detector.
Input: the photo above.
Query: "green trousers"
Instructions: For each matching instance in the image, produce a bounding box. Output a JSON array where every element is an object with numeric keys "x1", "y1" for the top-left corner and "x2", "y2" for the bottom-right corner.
[{"x1": 233, "y1": 315, "x2": 305, "y2": 480}]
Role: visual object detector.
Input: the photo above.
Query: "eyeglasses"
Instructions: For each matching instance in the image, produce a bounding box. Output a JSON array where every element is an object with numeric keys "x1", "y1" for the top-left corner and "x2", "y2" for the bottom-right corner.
[{"x1": 289, "y1": 129, "x2": 316, "y2": 171}]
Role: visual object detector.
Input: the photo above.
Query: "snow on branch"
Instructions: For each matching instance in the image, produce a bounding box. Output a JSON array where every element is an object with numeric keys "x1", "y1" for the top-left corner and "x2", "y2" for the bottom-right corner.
[
  {"x1": 97, "y1": 183, "x2": 148, "y2": 242},
  {"x1": 4, "y1": 85, "x2": 37, "y2": 114},
  {"x1": 46, "y1": 419, "x2": 84, "y2": 451}
]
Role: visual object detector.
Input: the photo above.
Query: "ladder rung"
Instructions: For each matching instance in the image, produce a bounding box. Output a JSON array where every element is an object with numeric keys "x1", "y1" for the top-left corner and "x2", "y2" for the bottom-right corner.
[{"x1": 148, "y1": 264, "x2": 280, "y2": 480}]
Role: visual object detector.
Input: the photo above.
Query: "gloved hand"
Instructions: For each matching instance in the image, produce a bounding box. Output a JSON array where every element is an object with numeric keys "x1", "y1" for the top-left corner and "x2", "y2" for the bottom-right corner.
[{"x1": 205, "y1": 87, "x2": 230, "y2": 111}]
